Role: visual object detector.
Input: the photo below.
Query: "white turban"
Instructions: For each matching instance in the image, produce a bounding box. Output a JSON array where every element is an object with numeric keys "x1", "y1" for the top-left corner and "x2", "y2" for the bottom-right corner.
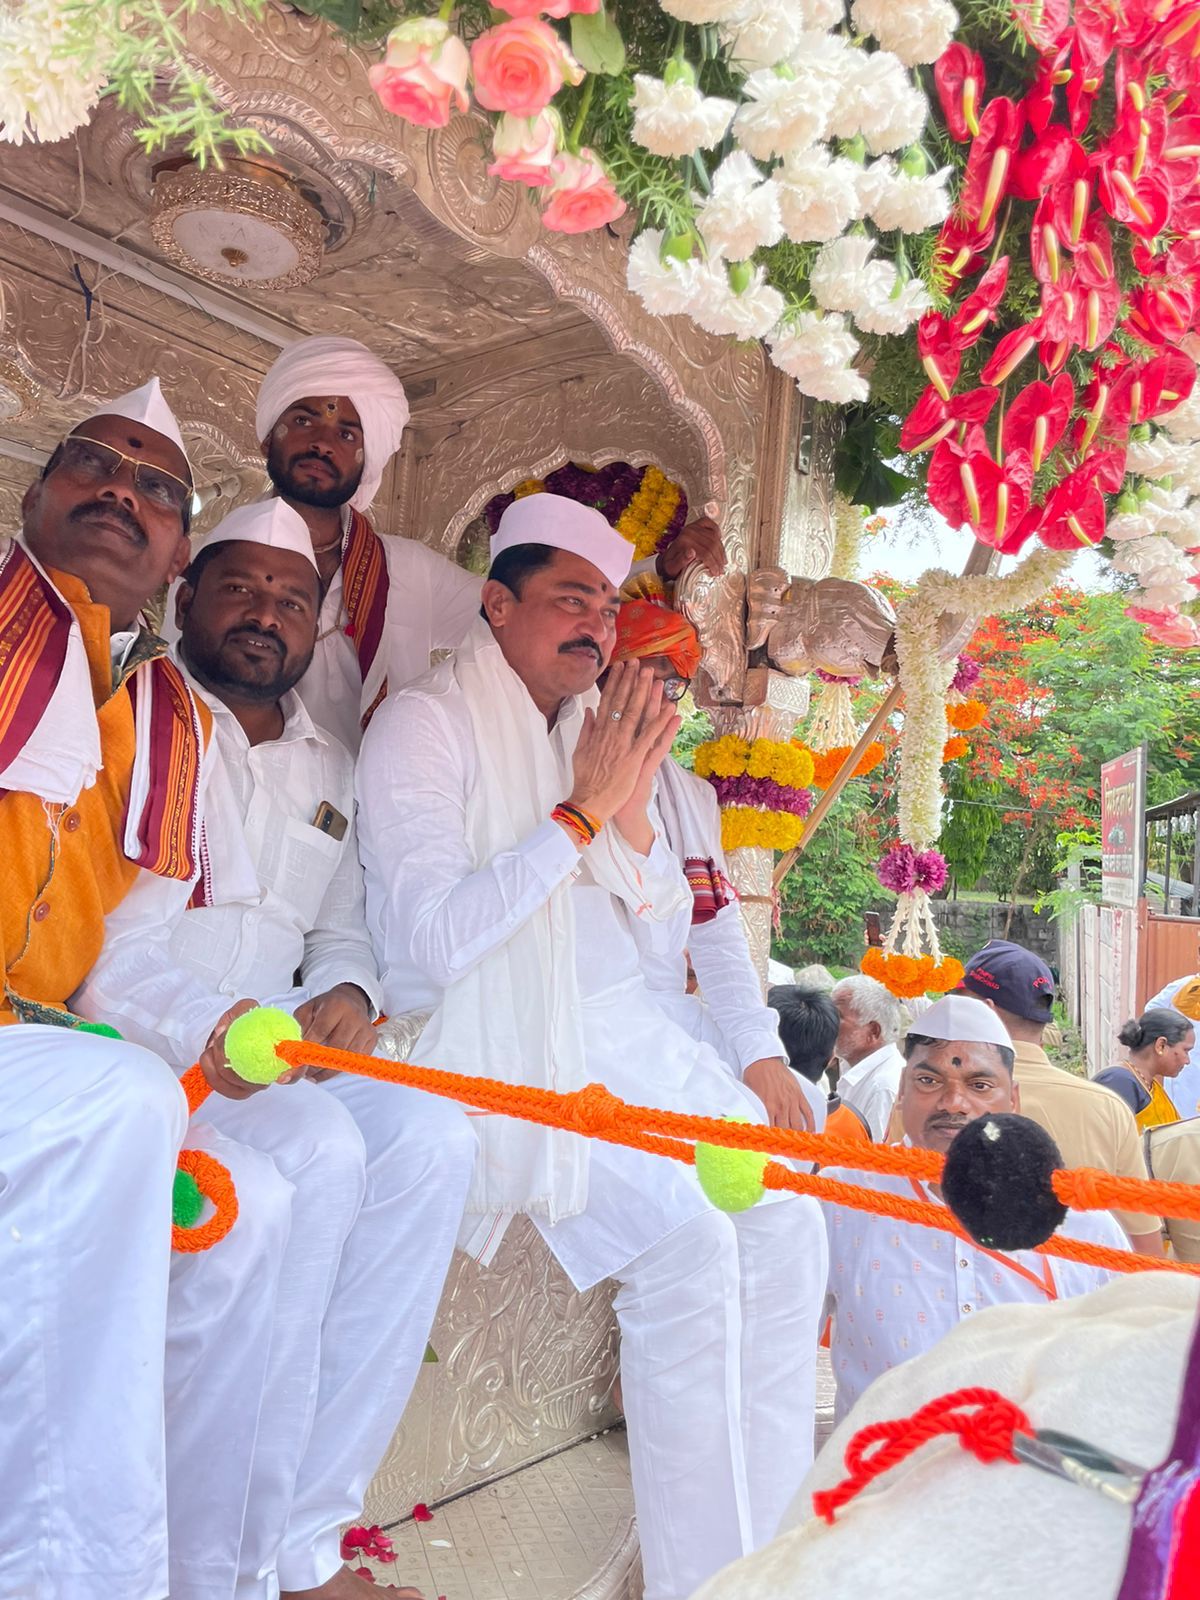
[{"x1": 255, "y1": 335, "x2": 410, "y2": 513}]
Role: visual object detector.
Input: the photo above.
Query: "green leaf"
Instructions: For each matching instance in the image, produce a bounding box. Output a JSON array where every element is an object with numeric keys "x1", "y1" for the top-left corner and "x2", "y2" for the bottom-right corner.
[
  {"x1": 571, "y1": 9, "x2": 626, "y2": 76},
  {"x1": 286, "y1": 0, "x2": 364, "y2": 30}
]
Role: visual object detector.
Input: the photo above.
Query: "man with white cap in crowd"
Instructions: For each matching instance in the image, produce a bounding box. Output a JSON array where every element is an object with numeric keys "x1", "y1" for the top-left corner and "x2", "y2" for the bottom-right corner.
[
  {"x1": 356, "y1": 492, "x2": 828, "y2": 1600},
  {"x1": 253, "y1": 333, "x2": 728, "y2": 750},
  {"x1": 820, "y1": 993, "x2": 1129, "y2": 1421},
  {"x1": 0, "y1": 380, "x2": 210, "y2": 1600},
  {"x1": 77, "y1": 497, "x2": 476, "y2": 1600}
]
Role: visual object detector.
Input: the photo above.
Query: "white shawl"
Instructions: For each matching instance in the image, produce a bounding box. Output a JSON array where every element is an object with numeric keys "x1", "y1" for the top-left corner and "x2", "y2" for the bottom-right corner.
[{"x1": 414, "y1": 620, "x2": 688, "y2": 1251}]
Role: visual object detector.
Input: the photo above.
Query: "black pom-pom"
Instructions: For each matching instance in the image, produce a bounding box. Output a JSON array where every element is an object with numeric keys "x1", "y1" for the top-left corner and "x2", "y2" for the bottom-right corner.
[{"x1": 941, "y1": 1113, "x2": 1067, "y2": 1250}]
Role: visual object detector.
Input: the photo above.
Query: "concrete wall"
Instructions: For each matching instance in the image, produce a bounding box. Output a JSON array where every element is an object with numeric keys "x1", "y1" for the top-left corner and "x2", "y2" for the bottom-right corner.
[{"x1": 928, "y1": 899, "x2": 1059, "y2": 968}]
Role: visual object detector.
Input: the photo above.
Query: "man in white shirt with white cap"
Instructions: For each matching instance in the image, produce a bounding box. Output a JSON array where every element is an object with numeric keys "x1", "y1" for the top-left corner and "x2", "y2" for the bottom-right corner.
[
  {"x1": 356, "y1": 492, "x2": 828, "y2": 1600},
  {"x1": 77, "y1": 497, "x2": 475, "y2": 1600},
  {"x1": 821, "y1": 993, "x2": 1129, "y2": 1421},
  {"x1": 0, "y1": 379, "x2": 214, "y2": 1600},
  {"x1": 252, "y1": 334, "x2": 729, "y2": 750}
]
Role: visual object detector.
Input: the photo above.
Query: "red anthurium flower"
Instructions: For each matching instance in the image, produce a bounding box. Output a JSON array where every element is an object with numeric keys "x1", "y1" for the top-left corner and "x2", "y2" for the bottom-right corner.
[
  {"x1": 1040, "y1": 269, "x2": 1086, "y2": 345},
  {"x1": 1025, "y1": 40, "x2": 1075, "y2": 135},
  {"x1": 1162, "y1": 115, "x2": 1200, "y2": 194},
  {"x1": 1072, "y1": 212, "x2": 1115, "y2": 287},
  {"x1": 981, "y1": 319, "x2": 1044, "y2": 385},
  {"x1": 1030, "y1": 196, "x2": 1068, "y2": 285},
  {"x1": 966, "y1": 450, "x2": 1034, "y2": 549},
  {"x1": 900, "y1": 385, "x2": 998, "y2": 453},
  {"x1": 1002, "y1": 373, "x2": 1075, "y2": 472},
  {"x1": 1154, "y1": 2, "x2": 1200, "y2": 59},
  {"x1": 962, "y1": 98, "x2": 1025, "y2": 233},
  {"x1": 996, "y1": 500, "x2": 1047, "y2": 557},
  {"x1": 1065, "y1": 42, "x2": 1101, "y2": 135},
  {"x1": 1009, "y1": 124, "x2": 1079, "y2": 202},
  {"x1": 1132, "y1": 347, "x2": 1198, "y2": 421},
  {"x1": 1036, "y1": 468, "x2": 1108, "y2": 549},
  {"x1": 1081, "y1": 444, "x2": 1127, "y2": 493},
  {"x1": 1074, "y1": 0, "x2": 1119, "y2": 82},
  {"x1": 1013, "y1": 0, "x2": 1072, "y2": 53},
  {"x1": 1125, "y1": 281, "x2": 1196, "y2": 345},
  {"x1": 951, "y1": 257, "x2": 1010, "y2": 346},
  {"x1": 1074, "y1": 368, "x2": 1131, "y2": 456},
  {"x1": 927, "y1": 436, "x2": 975, "y2": 526},
  {"x1": 934, "y1": 43, "x2": 986, "y2": 141},
  {"x1": 916, "y1": 313, "x2": 964, "y2": 400},
  {"x1": 1097, "y1": 163, "x2": 1172, "y2": 238},
  {"x1": 933, "y1": 212, "x2": 995, "y2": 288}
]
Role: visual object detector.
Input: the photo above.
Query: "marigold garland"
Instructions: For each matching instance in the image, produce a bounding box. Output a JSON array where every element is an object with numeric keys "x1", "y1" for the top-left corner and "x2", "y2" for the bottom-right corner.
[
  {"x1": 946, "y1": 699, "x2": 987, "y2": 733},
  {"x1": 803, "y1": 741, "x2": 887, "y2": 790},
  {"x1": 943, "y1": 736, "x2": 970, "y2": 762},
  {"x1": 861, "y1": 947, "x2": 966, "y2": 1002},
  {"x1": 695, "y1": 736, "x2": 815, "y2": 790},
  {"x1": 721, "y1": 806, "x2": 806, "y2": 853},
  {"x1": 615, "y1": 465, "x2": 683, "y2": 562}
]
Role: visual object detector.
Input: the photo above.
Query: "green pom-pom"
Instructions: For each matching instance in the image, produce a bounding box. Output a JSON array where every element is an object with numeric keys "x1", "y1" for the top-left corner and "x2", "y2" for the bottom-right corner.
[
  {"x1": 695, "y1": 1118, "x2": 768, "y2": 1213},
  {"x1": 224, "y1": 1006, "x2": 301, "y2": 1085},
  {"x1": 75, "y1": 1021, "x2": 123, "y2": 1040},
  {"x1": 172, "y1": 1168, "x2": 205, "y2": 1229}
]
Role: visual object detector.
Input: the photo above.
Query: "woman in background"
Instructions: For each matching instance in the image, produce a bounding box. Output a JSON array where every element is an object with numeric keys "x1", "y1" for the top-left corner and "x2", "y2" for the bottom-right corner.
[{"x1": 1097, "y1": 1008, "x2": 1195, "y2": 1130}]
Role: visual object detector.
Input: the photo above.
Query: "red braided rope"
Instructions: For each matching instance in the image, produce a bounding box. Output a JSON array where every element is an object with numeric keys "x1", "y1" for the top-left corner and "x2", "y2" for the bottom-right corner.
[{"x1": 812, "y1": 1387, "x2": 1033, "y2": 1524}]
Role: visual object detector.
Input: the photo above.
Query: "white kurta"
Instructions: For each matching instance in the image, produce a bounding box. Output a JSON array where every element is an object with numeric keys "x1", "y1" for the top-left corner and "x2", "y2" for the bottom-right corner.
[
  {"x1": 836, "y1": 1042, "x2": 905, "y2": 1142},
  {"x1": 75, "y1": 682, "x2": 476, "y2": 1599},
  {"x1": 822, "y1": 1165, "x2": 1130, "y2": 1419},
  {"x1": 0, "y1": 1026, "x2": 188, "y2": 1600},
  {"x1": 297, "y1": 526, "x2": 482, "y2": 752},
  {"x1": 357, "y1": 672, "x2": 829, "y2": 1600}
]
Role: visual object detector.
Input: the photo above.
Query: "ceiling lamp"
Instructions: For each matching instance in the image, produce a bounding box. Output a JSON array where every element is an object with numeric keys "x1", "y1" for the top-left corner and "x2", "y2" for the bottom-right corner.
[{"x1": 150, "y1": 159, "x2": 323, "y2": 291}]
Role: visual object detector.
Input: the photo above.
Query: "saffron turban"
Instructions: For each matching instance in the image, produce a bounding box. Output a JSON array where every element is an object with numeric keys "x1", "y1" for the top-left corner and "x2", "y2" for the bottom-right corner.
[
  {"x1": 614, "y1": 598, "x2": 702, "y2": 678},
  {"x1": 255, "y1": 335, "x2": 410, "y2": 513}
]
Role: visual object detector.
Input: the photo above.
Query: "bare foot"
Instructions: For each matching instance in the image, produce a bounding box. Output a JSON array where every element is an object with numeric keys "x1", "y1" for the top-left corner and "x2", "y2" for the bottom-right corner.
[{"x1": 282, "y1": 1569, "x2": 424, "y2": 1600}]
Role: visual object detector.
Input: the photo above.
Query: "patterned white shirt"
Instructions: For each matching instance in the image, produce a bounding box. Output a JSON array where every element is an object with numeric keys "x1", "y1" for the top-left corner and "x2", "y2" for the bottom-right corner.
[{"x1": 822, "y1": 1164, "x2": 1129, "y2": 1419}]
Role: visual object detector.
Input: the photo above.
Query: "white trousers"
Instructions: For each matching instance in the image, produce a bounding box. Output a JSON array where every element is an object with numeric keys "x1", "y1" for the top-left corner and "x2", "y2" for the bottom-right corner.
[
  {"x1": 0, "y1": 1025, "x2": 187, "y2": 1600},
  {"x1": 167, "y1": 1075, "x2": 477, "y2": 1600},
  {"x1": 607, "y1": 1194, "x2": 826, "y2": 1600}
]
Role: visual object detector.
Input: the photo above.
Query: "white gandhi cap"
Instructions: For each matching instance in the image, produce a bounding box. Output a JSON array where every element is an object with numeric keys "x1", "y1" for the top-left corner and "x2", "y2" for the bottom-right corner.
[
  {"x1": 912, "y1": 994, "x2": 1014, "y2": 1052},
  {"x1": 188, "y1": 498, "x2": 319, "y2": 573},
  {"x1": 81, "y1": 376, "x2": 189, "y2": 464},
  {"x1": 491, "y1": 492, "x2": 634, "y2": 591}
]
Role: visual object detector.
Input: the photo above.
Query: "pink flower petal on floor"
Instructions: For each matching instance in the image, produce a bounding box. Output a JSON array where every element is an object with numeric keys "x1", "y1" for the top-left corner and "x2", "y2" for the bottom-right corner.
[{"x1": 412, "y1": 1503, "x2": 434, "y2": 1522}]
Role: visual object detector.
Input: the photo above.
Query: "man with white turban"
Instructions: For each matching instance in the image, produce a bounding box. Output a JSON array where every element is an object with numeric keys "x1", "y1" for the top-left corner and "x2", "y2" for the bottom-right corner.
[
  {"x1": 0, "y1": 379, "x2": 211, "y2": 1600},
  {"x1": 78, "y1": 497, "x2": 475, "y2": 1600},
  {"x1": 356, "y1": 493, "x2": 827, "y2": 1600},
  {"x1": 254, "y1": 333, "x2": 728, "y2": 750}
]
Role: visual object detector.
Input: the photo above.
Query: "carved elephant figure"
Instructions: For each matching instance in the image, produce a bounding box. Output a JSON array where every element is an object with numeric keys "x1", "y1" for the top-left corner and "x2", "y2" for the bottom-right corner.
[{"x1": 766, "y1": 576, "x2": 897, "y2": 679}]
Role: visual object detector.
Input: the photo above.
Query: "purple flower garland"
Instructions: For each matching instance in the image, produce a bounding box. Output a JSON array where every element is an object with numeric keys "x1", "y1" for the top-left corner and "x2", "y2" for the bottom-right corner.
[
  {"x1": 710, "y1": 775, "x2": 814, "y2": 817},
  {"x1": 482, "y1": 461, "x2": 689, "y2": 543},
  {"x1": 876, "y1": 844, "x2": 948, "y2": 894}
]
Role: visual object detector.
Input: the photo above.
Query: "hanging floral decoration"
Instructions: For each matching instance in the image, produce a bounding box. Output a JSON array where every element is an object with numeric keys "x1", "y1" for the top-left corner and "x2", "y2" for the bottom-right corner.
[
  {"x1": 946, "y1": 698, "x2": 987, "y2": 732},
  {"x1": 484, "y1": 458, "x2": 688, "y2": 561},
  {"x1": 805, "y1": 670, "x2": 864, "y2": 754},
  {"x1": 803, "y1": 739, "x2": 887, "y2": 790},
  {"x1": 943, "y1": 734, "x2": 971, "y2": 761},
  {"x1": 694, "y1": 734, "x2": 814, "y2": 853}
]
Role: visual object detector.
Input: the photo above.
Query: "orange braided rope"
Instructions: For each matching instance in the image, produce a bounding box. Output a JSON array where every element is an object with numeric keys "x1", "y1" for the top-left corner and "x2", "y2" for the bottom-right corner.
[
  {"x1": 172, "y1": 1148, "x2": 238, "y2": 1253},
  {"x1": 180, "y1": 1045, "x2": 1200, "y2": 1275}
]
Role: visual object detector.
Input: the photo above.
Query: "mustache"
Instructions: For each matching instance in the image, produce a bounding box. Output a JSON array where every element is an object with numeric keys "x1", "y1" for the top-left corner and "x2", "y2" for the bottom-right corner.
[
  {"x1": 225, "y1": 627, "x2": 284, "y2": 658},
  {"x1": 559, "y1": 637, "x2": 602, "y2": 664},
  {"x1": 69, "y1": 498, "x2": 146, "y2": 546},
  {"x1": 926, "y1": 1116, "x2": 970, "y2": 1131},
  {"x1": 291, "y1": 450, "x2": 340, "y2": 477}
]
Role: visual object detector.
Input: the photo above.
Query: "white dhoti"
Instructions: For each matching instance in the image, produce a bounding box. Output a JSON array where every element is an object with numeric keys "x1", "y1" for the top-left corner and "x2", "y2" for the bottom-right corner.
[
  {"x1": 165, "y1": 1075, "x2": 476, "y2": 1599},
  {"x1": 532, "y1": 978, "x2": 828, "y2": 1600},
  {"x1": 0, "y1": 1025, "x2": 188, "y2": 1600}
]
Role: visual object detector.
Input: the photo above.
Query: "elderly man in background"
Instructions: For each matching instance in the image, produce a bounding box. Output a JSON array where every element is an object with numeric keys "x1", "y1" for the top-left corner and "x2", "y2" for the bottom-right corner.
[
  {"x1": 611, "y1": 594, "x2": 817, "y2": 1132},
  {"x1": 821, "y1": 994, "x2": 1128, "y2": 1420},
  {"x1": 0, "y1": 380, "x2": 220, "y2": 1600},
  {"x1": 79, "y1": 498, "x2": 475, "y2": 1600},
  {"x1": 958, "y1": 940, "x2": 1162, "y2": 1254},
  {"x1": 251, "y1": 336, "x2": 728, "y2": 749},
  {"x1": 356, "y1": 494, "x2": 827, "y2": 1600},
  {"x1": 830, "y1": 974, "x2": 906, "y2": 1141}
]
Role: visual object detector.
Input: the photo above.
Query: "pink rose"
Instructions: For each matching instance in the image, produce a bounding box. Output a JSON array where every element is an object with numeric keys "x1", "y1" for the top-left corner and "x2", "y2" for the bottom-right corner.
[
  {"x1": 488, "y1": 108, "x2": 561, "y2": 186},
  {"x1": 471, "y1": 17, "x2": 583, "y2": 118},
  {"x1": 1125, "y1": 604, "x2": 1200, "y2": 647},
  {"x1": 541, "y1": 148, "x2": 626, "y2": 234},
  {"x1": 368, "y1": 18, "x2": 470, "y2": 129},
  {"x1": 494, "y1": 0, "x2": 600, "y2": 13}
]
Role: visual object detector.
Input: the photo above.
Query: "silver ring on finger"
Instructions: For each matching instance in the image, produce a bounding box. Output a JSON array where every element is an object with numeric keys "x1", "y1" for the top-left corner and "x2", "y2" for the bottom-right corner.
[{"x1": 611, "y1": 710, "x2": 623, "y2": 721}]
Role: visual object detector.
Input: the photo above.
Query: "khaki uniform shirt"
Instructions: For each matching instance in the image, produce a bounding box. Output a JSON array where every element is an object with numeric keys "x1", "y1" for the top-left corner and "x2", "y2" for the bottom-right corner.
[
  {"x1": 1011, "y1": 1040, "x2": 1158, "y2": 1238},
  {"x1": 1144, "y1": 1117, "x2": 1200, "y2": 1262}
]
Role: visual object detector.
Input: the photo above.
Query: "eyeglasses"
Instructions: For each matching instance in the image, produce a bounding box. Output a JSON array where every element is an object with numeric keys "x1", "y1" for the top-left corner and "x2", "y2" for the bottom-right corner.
[
  {"x1": 661, "y1": 675, "x2": 691, "y2": 702},
  {"x1": 54, "y1": 434, "x2": 193, "y2": 516}
]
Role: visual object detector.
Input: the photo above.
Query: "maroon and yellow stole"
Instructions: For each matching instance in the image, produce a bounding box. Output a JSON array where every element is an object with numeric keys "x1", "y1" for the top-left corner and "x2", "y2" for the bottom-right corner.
[
  {"x1": 124, "y1": 652, "x2": 206, "y2": 881},
  {"x1": 0, "y1": 541, "x2": 72, "y2": 773},
  {"x1": 683, "y1": 856, "x2": 737, "y2": 926},
  {"x1": 342, "y1": 509, "x2": 390, "y2": 728}
]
